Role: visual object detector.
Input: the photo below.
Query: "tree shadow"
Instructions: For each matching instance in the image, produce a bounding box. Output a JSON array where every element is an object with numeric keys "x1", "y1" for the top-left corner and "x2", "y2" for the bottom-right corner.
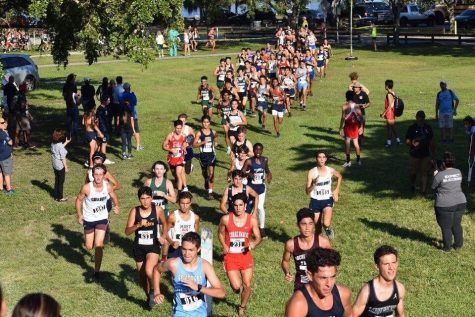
[
  {"x1": 131, "y1": 171, "x2": 150, "y2": 188},
  {"x1": 264, "y1": 225, "x2": 292, "y2": 244},
  {"x1": 359, "y1": 218, "x2": 439, "y2": 247},
  {"x1": 31, "y1": 179, "x2": 54, "y2": 198}
]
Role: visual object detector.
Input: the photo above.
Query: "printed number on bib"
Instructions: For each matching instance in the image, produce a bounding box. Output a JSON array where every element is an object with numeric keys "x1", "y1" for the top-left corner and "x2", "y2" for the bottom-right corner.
[
  {"x1": 179, "y1": 293, "x2": 203, "y2": 311},
  {"x1": 138, "y1": 230, "x2": 154, "y2": 245},
  {"x1": 93, "y1": 205, "x2": 106, "y2": 213},
  {"x1": 230, "y1": 238, "x2": 246, "y2": 253}
]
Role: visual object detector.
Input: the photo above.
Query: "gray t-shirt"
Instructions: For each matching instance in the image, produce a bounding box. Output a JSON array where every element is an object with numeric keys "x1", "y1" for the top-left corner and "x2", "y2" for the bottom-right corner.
[
  {"x1": 51, "y1": 142, "x2": 68, "y2": 170},
  {"x1": 432, "y1": 168, "x2": 466, "y2": 207}
]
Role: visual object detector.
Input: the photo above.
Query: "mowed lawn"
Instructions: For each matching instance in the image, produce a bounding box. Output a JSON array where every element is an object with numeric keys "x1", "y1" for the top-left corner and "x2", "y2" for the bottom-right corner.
[{"x1": 1, "y1": 44, "x2": 474, "y2": 316}]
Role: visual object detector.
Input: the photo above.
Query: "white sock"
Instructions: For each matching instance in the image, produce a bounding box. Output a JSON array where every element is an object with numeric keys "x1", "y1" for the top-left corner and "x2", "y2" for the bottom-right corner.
[
  {"x1": 208, "y1": 189, "x2": 212, "y2": 193},
  {"x1": 258, "y1": 208, "x2": 265, "y2": 229},
  {"x1": 387, "y1": 139, "x2": 391, "y2": 145}
]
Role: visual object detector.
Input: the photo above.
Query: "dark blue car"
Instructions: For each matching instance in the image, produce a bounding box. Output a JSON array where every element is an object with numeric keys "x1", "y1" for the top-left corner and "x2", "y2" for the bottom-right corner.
[{"x1": 455, "y1": 9, "x2": 475, "y2": 29}]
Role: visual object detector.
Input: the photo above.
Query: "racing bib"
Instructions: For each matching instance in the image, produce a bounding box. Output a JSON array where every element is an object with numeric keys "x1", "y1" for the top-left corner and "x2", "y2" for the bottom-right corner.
[
  {"x1": 230, "y1": 238, "x2": 246, "y2": 253},
  {"x1": 138, "y1": 229, "x2": 154, "y2": 245},
  {"x1": 179, "y1": 293, "x2": 203, "y2": 311}
]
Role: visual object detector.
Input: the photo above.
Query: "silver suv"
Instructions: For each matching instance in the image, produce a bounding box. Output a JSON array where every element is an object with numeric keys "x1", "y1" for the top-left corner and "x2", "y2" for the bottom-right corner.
[{"x1": 0, "y1": 54, "x2": 40, "y2": 91}]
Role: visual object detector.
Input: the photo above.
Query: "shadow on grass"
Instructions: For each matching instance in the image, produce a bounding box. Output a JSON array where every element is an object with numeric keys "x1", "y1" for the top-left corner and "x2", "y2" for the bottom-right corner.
[
  {"x1": 31, "y1": 179, "x2": 54, "y2": 198},
  {"x1": 359, "y1": 218, "x2": 439, "y2": 247}
]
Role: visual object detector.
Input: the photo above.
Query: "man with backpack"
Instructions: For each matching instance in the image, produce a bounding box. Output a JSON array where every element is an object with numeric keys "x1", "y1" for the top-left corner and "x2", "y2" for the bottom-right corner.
[{"x1": 435, "y1": 80, "x2": 459, "y2": 143}]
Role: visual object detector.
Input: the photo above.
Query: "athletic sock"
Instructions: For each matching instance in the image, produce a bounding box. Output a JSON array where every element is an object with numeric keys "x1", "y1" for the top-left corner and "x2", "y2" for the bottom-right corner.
[
  {"x1": 208, "y1": 189, "x2": 212, "y2": 193},
  {"x1": 258, "y1": 208, "x2": 265, "y2": 229},
  {"x1": 387, "y1": 139, "x2": 391, "y2": 145},
  {"x1": 396, "y1": 137, "x2": 401, "y2": 144},
  {"x1": 346, "y1": 154, "x2": 350, "y2": 163},
  {"x1": 357, "y1": 155, "x2": 361, "y2": 162}
]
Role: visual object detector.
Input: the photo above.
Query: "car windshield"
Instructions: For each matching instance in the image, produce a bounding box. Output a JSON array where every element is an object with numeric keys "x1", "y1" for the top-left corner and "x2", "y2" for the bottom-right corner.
[
  {"x1": 372, "y1": 3, "x2": 389, "y2": 10},
  {"x1": 410, "y1": 5, "x2": 418, "y2": 11}
]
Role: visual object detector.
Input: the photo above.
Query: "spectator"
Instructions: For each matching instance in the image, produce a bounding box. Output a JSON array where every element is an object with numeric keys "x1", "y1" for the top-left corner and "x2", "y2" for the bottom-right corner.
[
  {"x1": 119, "y1": 105, "x2": 134, "y2": 160},
  {"x1": 405, "y1": 110, "x2": 435, "y2": 195},
  {"x1": 155, "y1": 30, "x2": 165, "y2": 58},
  {"x1": 435, "y1": 80, "x2": 459, "y2": 143},
  {"x1": 62, "y1": 73, "x2": 80, "y2": 142},
  {"x1": 12, "y1": 293, "x2": 61, "y2": 317},
  {"x1": 95, "y1": 77, "x2": 109, "y2": 102},
  {"x1": 431, "y1": 152, "x2": 466, "y2": 251},
  {"x1": 3, "y1": 76, "x2": 18, "y2": 138},
  {"x1": 95, "y1": 95, "x2": 114, "y2": 164},
  {"x1": 14, "y1": 99, "x2": 34, "y2": 148},
  {"x1": 121, "y1": 82, "x2": 143, "y2": 150},
  {"x1": 80, "y1": 77, "x2": 96, "y2": 113},
  {"x1": 106, "y1": 79, "x2": 116, "y2": 133},
  {"x1": 111, "y1": 76, "x2": 124, "y2": 133},
  {"x1": 0, "y1": 117, "x2": 14, "y2": 194},
  {"x1": 51, "y1": 129, "x2": 70, "y2": 202}
]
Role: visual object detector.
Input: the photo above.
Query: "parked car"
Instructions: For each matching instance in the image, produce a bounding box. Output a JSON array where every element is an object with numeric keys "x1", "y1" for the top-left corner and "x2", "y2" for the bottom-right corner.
[
  {"x1": 354, "y1": 1, "x2": 394, "y2": 26},
  {"x1": 455, "y1": 9, "x2": 475, "y2": 28},
  {"x1": 300, "y1": 9, "x2": 326, "y2": 28},
  {"x1": 0, "y1": 54, "x2": 39, "y2": 91},
  {"x1": 425, "y1": 3, "x2": 449, "y2": 25},
  {"x1": 399, "y1": 3, "x2": 435, "y2": 26}
]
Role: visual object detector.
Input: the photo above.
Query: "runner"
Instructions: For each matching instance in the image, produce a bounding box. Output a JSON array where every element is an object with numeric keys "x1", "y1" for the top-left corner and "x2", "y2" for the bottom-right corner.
[
  {"x1": 352, "y1": 245, "x2": 406, "y2": 317},
  {"x1": 295, "y1": 60, "x2": 309, "y2": 111},
  {"x1": 381, "y1": 80, "x2": 401, "y2": 147},
  {"x1": 214, "y1": 59, "x2": 227, "y2": 90},
  {"x1": 82, "y1": 110, "x2": 103, "y2": 168},
  {"x1": 152, "y1": 232, "x2": 226, "y2": 315},
  {"x1": 231, "y1": 127, "x2": 254, "y2": 163},
  {"x1": 227, "y1": 99, "x2": 247, "y2": 145},
  {"x1": 306, "y1": 150, "x2": 342, "y2": 240},
  {"x1": 220, "y1": 170, "x2": 259, "y2": 216},
  {"x1": 304, "y1": 49, "x2": 317, "y2": 95},
  {"x1": 75, "y1": 164, "x2": 120, "y2": 281},
  {"x1": 316, "y1": 46, "x2": 326, "y2": 79},
  {"x1": 322, "y1": 39, "x2": 332, "y2": 70},
  {"x1": 285, "y1": 248, "x2": 352, "y2": 317},
  {"x1": 193, "y1": 115, "x2": 218, "y2": 200},
  {"x1": 242, "y1": 143, "x2": 272, "y2": 238},
  {"x1": 162, "y1": 120, "x2": 188, "y2": 192},
  {"x1": 196, "y1": 76, "x2": 215, "y2": 117},
  {"x1": 352, "y1": 82, "x2": 370, "y2": 146},
  {"x1": 236, "y1": 68, "x2": 249, "y2": 112},
  {"x1": 228, "y1": 146, "x2": 250, "y2": 185},
  {"x1": 218, "y1": 193, "x2": 261, "y2": 316},
  {"x1": 281, "y1": 208, "x2": 332, "y2": 291},
  {"x1": 280, "y1": 67, "x2": 296, "y2": 117},
  {"x1": 178, "y1": 114, "x2": 195, "y2": 175},
  {"x1": 125, "y1": 186, "x2": 167, "y2": 307},
  {"x1": 166, "y1": 191, "x2": 200, "y2": 259},
  {"x1": 269, "y1": 78, "x2": 286, "y2": 137},
  {"x1": 217, "y1": 90, "x2": 233, "y2": 154},
  {"x1": 340, "y1": 90, "x2": 363, "y2": 167},
  {"x1": 256, "y1": 75, "x2": 270, "y2": 128}
]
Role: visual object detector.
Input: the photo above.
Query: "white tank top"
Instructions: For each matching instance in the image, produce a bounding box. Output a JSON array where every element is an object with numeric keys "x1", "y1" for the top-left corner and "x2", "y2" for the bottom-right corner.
[
  {"x1": 169, "y1": 210, "x2": 196, "y2": 244},
  {"x1": 228, "y1": 112, "x2": 242, "y2": 132},
  {"x1": 82, "y1": 181, "x2": 110, "y2": 222},
  {"x1": 310, "y1": 166, "x2": 333, "y2": 200},
  {"x1": 234, "y1": 158, "x2": 248, "y2": 185}
]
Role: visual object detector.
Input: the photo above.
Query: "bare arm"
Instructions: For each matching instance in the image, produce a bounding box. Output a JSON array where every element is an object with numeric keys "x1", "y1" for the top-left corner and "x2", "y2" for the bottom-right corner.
[
  {"x1": 108, "y1": 184, "x2": 120, "y2": 214},
  {"x1": 106, "y1": 172, "x2": 121, "y2": 191},
  {"x1": 306, "y1": 169, "x2": 315, "y2": 195},
  {"x1": 285, "y1": 291, "x2": 308, "y2": 317},
  {"x1": 124, "y1": 207, "x2": 139, "y2": 236},
  {"x1": 396, "y1": 282, "x2": 406, "y2": 317},
  {"x1": 352, "y1": 283, "x2": 370, "y2": 317},
  {"x1": 166, "y1": 180, "x2": 177, "y2": 204},
  {"x1": 193, "y1": 131, "x2": 203, "y2": 148},
  {"x1": 220, "y1": 187, "x2": 229, "y2": 214},
  {"x1": 194, "y1": 214, "x2": 200, "y2": 232},
  {"x1": 332, "y1": 168, "x2": 342, "y2": 202},
  {"x1": 157, "y1": 207, "x2": 168, "y2": 244},
  {"x1": 218, "y1": 216, "x2": 229, "y2": 254},
  {"x1": 75, "y1": 185, "x2": 87, "y2": 224},
  {"x1": 338, "y1": 285, "x2": 353, "y2": 317},
  {"x1": 166, "y1": 214, "x2": 179, "y2": 247},
  {"x1": 249, "y1": 217, "x2": 262, "y2": 250},
  {"x1": 265, "y1": 158, "x2": 272, "y2": 183},
  {"x1": 162, "y1": 134, "x2": 170, "y2": 151},
  {"x1": 182, "y1": 260, "x2": 226, "y2": 299},
  {"x1": 281, "y1": 239, "x2": 294, "y2": 283},
  {"x1": 246, "y1": 185, "x2": 259, "y2": 216}
]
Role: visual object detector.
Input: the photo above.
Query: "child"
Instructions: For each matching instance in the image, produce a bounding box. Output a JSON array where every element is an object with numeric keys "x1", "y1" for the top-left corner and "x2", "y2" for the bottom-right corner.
[
  {"x1": 14, "y1": 99, "x2": 34, "y2": 148},
  {"x1": 119, "y1": 104, "x2": 134, "y2": 160},
  {"x1": 51, "y1": 129, "x2": 71, "y2": 201}
]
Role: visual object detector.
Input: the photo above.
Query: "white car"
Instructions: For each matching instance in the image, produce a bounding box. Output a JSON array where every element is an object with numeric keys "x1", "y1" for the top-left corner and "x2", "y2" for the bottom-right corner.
[{"x1": 1, "y1": 54, "x2": 40, "y2": 91}]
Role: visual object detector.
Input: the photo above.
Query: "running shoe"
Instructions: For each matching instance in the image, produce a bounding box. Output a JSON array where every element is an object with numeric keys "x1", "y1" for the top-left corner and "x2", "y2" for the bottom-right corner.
[
  {"x1": 4, "y1": 189, "x2": 15, "y2": 195},
  {"x1": 84, "y1": 160, "x2": 89, "y2": 167},
  {"x1": 324, "y1": 227, "x2": 335, "y2": 240},
  {"x1": 226, "y1": 146, "x2": 231, "y2": 155},
  {"x1": 207, "y1": 192, "x2": 214, "y2": 200},
  {"x1": 261, "y1": 124, "x2": 265, "y2": 129},
  {"x1": 127, "y1": 153, "x2": 134, "y2": 159},
  {"x1": 121, "y1": 153, "x2": 128, "y2": 160},
  {"x1": 182, "y1": 187, "x2": 189, "y2": 192},
  {"x1": 288, "y1": 112, "x2": 292, "y2": 117},
  {"x1": 342, "y1": 162, "x2": 351, "y2": 167},
  {"x1": 276, "y1": 132, "x2": 281, "y2": 138},
  {"x1": 136, "y1": 145, "x2": 144, "y2": 151},
  {"x1": 190, "y1": 164, "x2": 194, "y2": 173},
  {"x1": 104, "y1": 158, "x2": 115, "y2": 165},
  {"x1": 357, "y1": 160, "x2": 362, "y2": 166},
  {"x1": 258, "y1": 116, "x2": 262, "y2": 124},
  {"x1": 92, "y1": 271, "x2": 101, "y2": 282},
  {"x1": 260, "y1": 228, "x2": 268, "y2": 240},
  {"x1": 148, "y1": 290, "x2": 156, "y2": 309}
]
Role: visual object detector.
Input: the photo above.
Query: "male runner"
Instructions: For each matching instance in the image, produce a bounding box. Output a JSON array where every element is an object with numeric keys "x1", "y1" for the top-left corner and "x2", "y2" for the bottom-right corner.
[
  {"x1": 285, "y1": 248, "x2": 352, "y2": 317},
  {"x1": 340, "y1": 90, "x2": 363, "y2": 167},
  {"x1": 75, "y1": 164, "x2": 120, "y2": 281},
  {"x1": 352, "y1": 245, "x2": 406, "y2": 317},
  {"x1": 178, "y1": 113, "x2": 195, "y2": 175},
  {"x1": 152, "y1": 232, "x2": 226, "y2": 316},
  {"x1": 352, "y1": 82, "x2": 370, "y2": 146},
  {"x1": 269, "y1": 78, "x2": 286, "y2": 137},
  {"x1": 193, "y1": 115, "x2": 218, "y2": 200},
  {"x1": 218, "y1": 193, "x2": 261, "y2": 316},
  {"x1": 162, "y1": 120, "x2": 188, "y2": 192},
  {"x1": 242, "y1": 143, "x2": 272, "y2": 238},
  {"x1": 196, "y1": 76, "x2": 215, "y2": 117},
  {"x1": 306, "y1": 150, "x2": 342, "y2": 240},
  {"x1": 220, "y1": 170, "x2": 259, "y2": 216},
  {"x1": 166, "y1": 191, "x2": 200, "y2": 258},
  {"x1": 217, "y1": 90, "x2": 232, "y2": 154},
  {"x1": 295, "y1": 60, "x2": 309, "y2": 110},
  {"x1": 281, "y1": 208, "x2": 331, "y2": 291}
]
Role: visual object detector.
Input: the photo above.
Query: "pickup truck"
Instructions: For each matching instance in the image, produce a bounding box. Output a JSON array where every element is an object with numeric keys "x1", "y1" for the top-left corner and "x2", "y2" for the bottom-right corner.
[{"x1": 399, "y1": 3, "x2": 435, "y2": 26}]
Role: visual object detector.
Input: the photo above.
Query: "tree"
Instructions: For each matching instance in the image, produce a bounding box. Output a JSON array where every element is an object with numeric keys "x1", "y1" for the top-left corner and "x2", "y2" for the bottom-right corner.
[{"x1": 27, "y1": 0, "x2": 184, "y2": 68}]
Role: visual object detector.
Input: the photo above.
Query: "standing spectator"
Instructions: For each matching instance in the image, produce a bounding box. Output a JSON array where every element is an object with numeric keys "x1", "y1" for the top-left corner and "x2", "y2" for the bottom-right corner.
[
  {"x1": 183, "y1": 27, "x2": 191, "y2": 56},
  {"x1": 95, "y1": 95, "x2": 113, "y2": 164},
  {"x1": 121, "y1": 82, "x2": 143, "y2": 150},
  {"x1": 381, "y1": 79, "x2": 401, "y2": 147},
  {"x1": 111, "y1": 76, "x2": 124, "y2": 133},
  {"x1": 106, "y1": 79, "x2": 116, "y2": 133},
  {"x1": 431, "y1": 152, "x2": 466, "y2": 251},
  {"x1": 371, "y1": 22, "x2": 377, "y2": 51},
  {"x1": 191, "y1": 27, "x2": 199, "y2": 52},
  {"x1": 95, "y1": 77, "x2": 109, "y2": 102},
  {"x1": 62, "y1": 73, "x2": 80, "y2": 142},
  {"x1": 51, "y1": 129, "x2": 70, "y2": 202},
  {"x1": 435, "y1": 80, "x2": 459, "y2": 143},
  {"x1": 405, "y1": 110, "x2": 435, "y2": 195},
  {"x1": 12, "y1": 293, "x2": 61, "y2": 317},
  {"x1": 3, "y1": 76, "x2": 19, "y2": 138},
  {"x1": 14, "y1": 99, "x2": 34, "y2": 148},
  {"x1": 0, "y1": 117, "x2": 14, "y2": 194},
  {"x1": 119, "y1": 105, "x2": 134, "y2": 160},
  {"x1": 80, "y1": 77, "x2": 96, "y2": 113},
  {"x1": 155, "y1": 30, "x2": 165, "y2": 58}
]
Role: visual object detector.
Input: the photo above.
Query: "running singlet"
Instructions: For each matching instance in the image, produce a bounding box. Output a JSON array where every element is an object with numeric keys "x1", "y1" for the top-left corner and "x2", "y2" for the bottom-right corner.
[
  {"x1": 305, "y1": 57, "x2": 314, "y2": 71},
  {"x1": 282, "y1": 76, "x2": 295, "y2": 89},
  {"x1": 310, "y1": 167, "x2": 333, "y2": 201},
  {"x1": 300, "y1": 286, "x2": 345, "y2": 317},
  {"x1": 220, "y1": 102, "x2": 231, "y2": 121},
  {"x1": 361, "y1": 280, "x2": 400, "y2": 317},
  {"x1": 217, "y1": 67, "x2": 226, "y2": 82},
  {"x1": 172, "y1": 257, "x2": 207, "y2": 316},
  {"x1": 237, "y1": 78, "x2": 247, "y2": 93},
  {"x1": 227, "y1": 185, "x2": 249, "y2": 212},
  {"x1": 257, "y1": 84, "x2": 268, "y2": 102},
  {"x1": 225, "y1": 213, "x2": 252, "y2": 254},
  {"x1": 199, "y1": 129, "x2": 215, "y2": 153},
  {"x1": 296, "y1": 68, "x2": 308, "y2": 82},
  {"x1": 170, "y1": 210, "x2": 196, "y2": 244},
  {"x1": 228, "y1": 111, "x2": 242, "y2": 132},
  {"x1": 344, "y1": 102, "x2": 360, "y2": 139},
  {"x1": 199, "y1": 85, "x2": 211, "y2": 102},
  {"x1": 293, "y1": 234, "x2": 320, "y2": 290},
  {"x1": 82, "y1": 181, "x2": 110, "y2": 222},
  {"x1": 134, "y1": 205, "x2": 159, "y2": 246},
  {"x1": 317, "y1": 51, "x2": 325, "y2": 65},
  {"x1": 150, "y1": 177, "x2": 168, "y2": 210},
  {"x1": 248, "y1": 157, "x2": 266, "y2": 195},
  {"x1": 168, "y1": 134, "x2": 186, "y2": 166}
]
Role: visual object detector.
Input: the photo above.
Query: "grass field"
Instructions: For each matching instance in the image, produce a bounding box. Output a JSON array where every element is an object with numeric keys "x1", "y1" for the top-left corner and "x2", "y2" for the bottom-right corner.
[{"x1": 1, "y1": 43, "x2": 474, "y2": 316}]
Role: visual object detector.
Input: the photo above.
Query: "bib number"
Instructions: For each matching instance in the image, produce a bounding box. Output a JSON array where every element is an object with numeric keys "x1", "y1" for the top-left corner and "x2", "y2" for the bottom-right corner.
[
  {"x1": 179, "y1": 293, "x2": 203, "y2": 311},
  {"x1": 138, "y1": 230, "x2": 154, "y2": 245},
  {"x1": 230, "y1": 238, "x2": 246, "y2": 253}
]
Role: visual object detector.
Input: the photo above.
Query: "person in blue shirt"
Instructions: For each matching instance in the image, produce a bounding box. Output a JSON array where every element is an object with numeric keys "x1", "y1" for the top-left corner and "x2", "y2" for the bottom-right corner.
[
  {"x1": 435, "y1": 80, "x2": 459, "y2": 143},
  {"x1": 152, "y1": 232, "x2": 225, "y2": 316},
  {"x1": 0, "y1": 118, "x2": 14, "y2": 194},
  {"x1": 95, "y1": 95, "x2": 114, "y2": 164},
  {"x1": 120, "y1": 83, "x2": 143, "y2": 151}
]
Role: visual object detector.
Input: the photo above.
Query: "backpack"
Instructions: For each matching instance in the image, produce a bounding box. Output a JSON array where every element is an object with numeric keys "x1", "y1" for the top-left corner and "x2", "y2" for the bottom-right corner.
[
  {"x1": 391, "y1": 93, "x2": 404, "y2": 117},
  {"x1": 437, "y1": 89, "x2": 455, "y2": 105}
]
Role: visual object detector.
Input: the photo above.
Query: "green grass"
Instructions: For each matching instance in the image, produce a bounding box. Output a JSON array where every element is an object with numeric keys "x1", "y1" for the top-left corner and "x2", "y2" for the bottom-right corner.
[{"x1": 1, "y1": 43, "x2": 474, "y2": 316}]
